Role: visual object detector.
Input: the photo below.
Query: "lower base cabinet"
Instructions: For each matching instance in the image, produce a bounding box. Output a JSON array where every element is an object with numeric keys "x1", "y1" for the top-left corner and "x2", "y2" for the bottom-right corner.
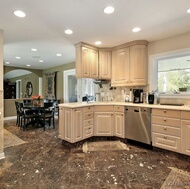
[
  {"x1": 94, "y1": 112, "x2": 113, "y2": 136},
  {"x1": 58, "y1": 107, "x2": 83, "y2": 143}
]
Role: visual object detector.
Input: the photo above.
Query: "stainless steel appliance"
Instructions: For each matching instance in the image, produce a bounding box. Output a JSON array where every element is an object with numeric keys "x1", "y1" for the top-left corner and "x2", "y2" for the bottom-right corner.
[{"x1": 125, "y1": 106, "x2": 151, "y2": 145}]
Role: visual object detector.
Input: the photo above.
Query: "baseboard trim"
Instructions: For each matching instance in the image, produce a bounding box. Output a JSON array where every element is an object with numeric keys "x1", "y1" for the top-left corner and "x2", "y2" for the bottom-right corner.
[
  {"x1": 0, "y1": 152, "x2": 5, "y2": 160},
  {"x1": 4, "y1": 116, "x2": 17, "y2": 121}
]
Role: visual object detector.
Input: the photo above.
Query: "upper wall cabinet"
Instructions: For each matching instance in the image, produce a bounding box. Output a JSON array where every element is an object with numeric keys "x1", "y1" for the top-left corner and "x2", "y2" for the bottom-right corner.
[
  {"x1": 98, "y1": 50, "x2": 112, "y2": 79},
  {"x1": 111, "y1": 40, "x2": 148, "y2": 86},
  {"x1": 75, "y1": 42, "x2": 99, "y2": 79}
]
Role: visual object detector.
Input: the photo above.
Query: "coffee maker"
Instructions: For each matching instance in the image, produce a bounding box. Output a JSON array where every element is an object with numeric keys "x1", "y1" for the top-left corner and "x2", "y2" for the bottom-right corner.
[{"x1": 133, "y1": 89, "x2": 143, "y2": 103}]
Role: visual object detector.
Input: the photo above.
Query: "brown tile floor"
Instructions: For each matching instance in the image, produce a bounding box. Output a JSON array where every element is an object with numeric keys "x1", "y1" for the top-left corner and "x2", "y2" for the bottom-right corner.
[{"x1": 0, "y1": 120, "x2": 190, "y2": 189}]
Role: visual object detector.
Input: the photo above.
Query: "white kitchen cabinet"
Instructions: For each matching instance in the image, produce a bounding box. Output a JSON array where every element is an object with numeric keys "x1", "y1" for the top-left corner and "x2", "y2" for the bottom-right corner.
[
  {"x1": 114, "y1": 105, "x2": 125, "y2": 138},
  {"x1": 75, "y1": 42, "x2": 99, "y2": 79},
  {"x1": 58, "y1": 107, "x2": 72, "y2": 142},
  {"x1": 58, "y1": 107, "x2": 83, "y2": 143},
  {"x1": 99, "y1": 50, "x2": 112, "y2": 79},
  {"x1": 111, "y1": 41, "x2": 148, "y2": 86},
  {"x1": 111, "y1": 47, "x2": 130, "y2": 86},
  {"x1": 83, "y1": 106, "x2": 94, "y2": 139},
  {"x1": 152, "y1": 109, "x2": 181, "y2": 153},
  {"x1": 94, "y1": 105, "x2": 114, "y2": 136},
  {"x1": 129, "y1": 44, "x2": 148, "y2": 86},
  {"x1": 181, "y1": 111, "x2": 190, "y2": 156}
]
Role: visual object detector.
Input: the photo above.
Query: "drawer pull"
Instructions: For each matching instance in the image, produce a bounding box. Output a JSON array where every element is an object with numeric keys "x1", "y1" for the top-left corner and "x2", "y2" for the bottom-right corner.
[
  {"x1": 164, "y1": 119, "x2": 167, "y2": 122},
  {"x1": 88, "y1": 121, "x2": 90, "y2": 123},
  {"x1": 164, "y1": 136, "x2": 167, "y2": 139},
  {"x1": 164, "y1": 127, "x2": 167, "y2": 131},
  {"x1": 88, "y1": 114, "x2": 90, "y2": 116},
  {"x1": 163, "y1": 110, "x2": 166, "y2": 113}
]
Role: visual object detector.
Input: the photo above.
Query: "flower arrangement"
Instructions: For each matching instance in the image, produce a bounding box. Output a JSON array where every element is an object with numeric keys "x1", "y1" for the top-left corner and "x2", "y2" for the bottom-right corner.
[
  {"x1": 32, "y1": 95, "x2": 43, "y2": 101},
  {"x1": 32, "y1": 95, "x2": 43, "y2": 106}
]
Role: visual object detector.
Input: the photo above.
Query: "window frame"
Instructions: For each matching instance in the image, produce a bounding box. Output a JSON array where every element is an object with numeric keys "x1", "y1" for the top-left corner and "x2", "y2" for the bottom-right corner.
[{"x1": 149, "y1": 47, "x2": 190, "y2": 99}]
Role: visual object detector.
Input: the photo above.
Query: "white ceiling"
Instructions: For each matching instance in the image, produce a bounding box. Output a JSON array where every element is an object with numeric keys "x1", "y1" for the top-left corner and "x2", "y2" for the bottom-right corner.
[{"x1": 1, "y1": 0, "x2": 190, "y2": 70}]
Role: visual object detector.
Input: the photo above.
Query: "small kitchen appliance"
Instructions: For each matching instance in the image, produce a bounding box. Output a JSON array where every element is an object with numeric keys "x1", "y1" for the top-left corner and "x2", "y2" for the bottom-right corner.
[
  {"x1": 148, "y1": 93, "x2": 154, "y2": 104},
  {"x1": 133, "y1": 89, "x2": 143, "y2": 103}
]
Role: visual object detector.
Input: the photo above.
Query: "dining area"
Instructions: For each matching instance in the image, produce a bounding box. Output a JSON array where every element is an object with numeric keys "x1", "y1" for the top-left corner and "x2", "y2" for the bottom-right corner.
[{"x1": 14, "y1": 98, "x2": 59, "y2": 131}]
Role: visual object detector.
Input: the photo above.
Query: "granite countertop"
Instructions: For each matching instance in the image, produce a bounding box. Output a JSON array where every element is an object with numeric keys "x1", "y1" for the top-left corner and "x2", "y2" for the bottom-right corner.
[{"x1": 59, "y1": 102, "x2": 190, "y2": 111}]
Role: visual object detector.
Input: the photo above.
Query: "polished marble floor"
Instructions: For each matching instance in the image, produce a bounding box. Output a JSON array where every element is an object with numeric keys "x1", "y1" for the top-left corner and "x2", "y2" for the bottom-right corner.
[{"x1": 0, "y1": 120, "x2": 190, "y2": 189}]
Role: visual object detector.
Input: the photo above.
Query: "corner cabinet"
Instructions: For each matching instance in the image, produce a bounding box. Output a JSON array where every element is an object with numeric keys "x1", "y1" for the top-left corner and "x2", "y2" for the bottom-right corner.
[
  {"x1": 75, "y1": 42, "x2": 99, "y2": 79},
  {"x1": 111, "y1": 41, "x2": 148, "y2": 87}
]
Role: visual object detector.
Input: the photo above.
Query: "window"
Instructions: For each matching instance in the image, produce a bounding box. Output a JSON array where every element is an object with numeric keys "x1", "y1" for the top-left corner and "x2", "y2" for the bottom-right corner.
[
  {"x1": 150, "y1": 49, "x2": 190, "y2": 98},
  {"x1": 158, "y1": 55, "x2": 190, "y2": 93}
]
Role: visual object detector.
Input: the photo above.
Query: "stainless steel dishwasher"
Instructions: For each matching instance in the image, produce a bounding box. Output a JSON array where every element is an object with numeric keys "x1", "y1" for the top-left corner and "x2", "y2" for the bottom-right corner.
[{"x1": 125, "y1": 106, "x2": 151, "y2": 145}]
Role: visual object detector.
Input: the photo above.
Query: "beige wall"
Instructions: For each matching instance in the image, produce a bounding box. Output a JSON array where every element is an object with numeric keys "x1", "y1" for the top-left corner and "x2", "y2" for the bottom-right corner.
[
  {"x1": 148, "y1": 32, "x2": 190, "y2": 55},
  {"x1": 4, "y1": 66, "x2": 42, "y2": 77},
  {"x1": 0, "y1": 29, "x2": 4, "y2": 159},
  {"x1": 42, "y1": 62, "x2": 75, "y2": 102},
  {"x1": 9, "y1": 73, "x2": 39, "y2": 98}
]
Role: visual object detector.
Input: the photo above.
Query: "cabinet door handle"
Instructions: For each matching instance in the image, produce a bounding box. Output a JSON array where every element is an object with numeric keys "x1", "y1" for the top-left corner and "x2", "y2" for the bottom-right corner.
[
  {"x1": 163, "y1": 110, "x2": 166, "y2": 113},
  {"x1": 164, "y1": 136, "x2": 167, "y2": 139},
  {"x1": 164, "y1": 127, "x2": 167, "y2": 130},
  {"x1": 164, "y1": 119, "x2": 167, "y2": 122}
]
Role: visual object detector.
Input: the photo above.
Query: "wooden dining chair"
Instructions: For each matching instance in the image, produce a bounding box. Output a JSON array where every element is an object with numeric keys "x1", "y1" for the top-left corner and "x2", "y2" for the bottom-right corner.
[
  {"x1": 15, "y1": 101, "x2": 23, "y2": 127},
  {"x1": 39, "y1": 102, "x2": 55, "y2": 130},
  {"x1": 20, "y1": 103, "x2": 39, "y2": 131}
]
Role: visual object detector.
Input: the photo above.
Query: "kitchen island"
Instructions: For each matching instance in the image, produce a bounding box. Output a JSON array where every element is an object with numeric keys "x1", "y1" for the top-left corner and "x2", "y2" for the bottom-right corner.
[{"x1": 58, "y1": 102, "x2": 190, "y2": 156}]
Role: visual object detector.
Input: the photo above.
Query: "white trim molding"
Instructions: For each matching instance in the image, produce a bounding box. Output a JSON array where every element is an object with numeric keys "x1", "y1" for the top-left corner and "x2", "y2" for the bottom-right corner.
[{"x1": 0, "y1": 152, "x2": 5, "y2": 160}]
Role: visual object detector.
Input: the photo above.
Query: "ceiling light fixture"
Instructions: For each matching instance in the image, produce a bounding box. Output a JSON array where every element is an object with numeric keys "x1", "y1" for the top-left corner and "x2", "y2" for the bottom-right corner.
[
  {"x1": 16, "y1": 56, "x2": 21, "y2": 59},
  {"x1": 26, "y1": 64, "x2": 31, "y2": 67},
  {"x1": 132, "y1": 27, "x2": 141, "y2": 32},
  {"x1": 14, "y1": 10, "x2": 26, "y2": 18},
  {"x1": 31, "y1": 48, "x2": 37, "y2": 51},
  {"x1": 95, "y1": 41, "x2": 102, "y2": 45},
  {"x1": 104, "y1": 6, "x2": 115, "y2": 14},
  {"x1": 56, "y1": 53, "x2": 62, "y2": 56},
  {"x1": 187, "y1": 8, "x2": 190, "y2": 14},
  {"x1": 5, "y1": 62, "x2": 10, "y2": 64},
  {"x1": 65, "y1": 29, "x2": 73, "y2": 34},
  {"x1": 39, "y1": 60, "x2": 44, "y2": 63}
]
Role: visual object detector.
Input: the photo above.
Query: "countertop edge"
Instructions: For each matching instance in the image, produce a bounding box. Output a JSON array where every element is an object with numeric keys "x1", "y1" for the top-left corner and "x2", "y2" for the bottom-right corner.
[{"x1": 58, "y1": 102, "x2": 190, "y2": 111}]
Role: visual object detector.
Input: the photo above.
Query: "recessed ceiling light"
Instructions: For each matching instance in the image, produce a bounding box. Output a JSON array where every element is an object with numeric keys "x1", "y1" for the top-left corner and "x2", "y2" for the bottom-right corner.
[
  {"x1": 31, "y1": 48, "x2": 37, "y2": 51},
  {"x1": 5, "y1": 62, "x2": 10, "y2": 64},
  {"x1": 14, "y1": 10, "x2": 26, "y2": 18},
  {"x1": 26, "y1": 64, "x2": 31, "y2": 67},
  {"x1": 132, "y1": 27, "x2": 141, "y2": 32},
  {"x1": 16, "y1": 56, "x2": 21, "y2": 59},
  {"x1": 56, "y1": 53, "x2": 62, "y2": 56},
  {"x1": 39, "y1": 60, "x2": 44, "y2": 63},
  {"x1": 95, "y1": 41, "x2": 102, "y2": 45},
  {"x1": 187, "y1": 8, "x2": 190, "y2": 14},
  {"x1": 65, "y1": 29, "x2": 73, "y2": 34},
  {"x1": 104, "y1": 6, "x2": 115, "y2": 14}
]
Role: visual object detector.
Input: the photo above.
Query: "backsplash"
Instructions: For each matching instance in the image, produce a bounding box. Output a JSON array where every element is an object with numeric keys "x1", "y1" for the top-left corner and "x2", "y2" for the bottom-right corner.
[
  {"x1": 97, "y1": 82, "x2": 147, "y2": 102},
  {"x1": 97, "y1": 82, "x2": 190, "y2": 105}
]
